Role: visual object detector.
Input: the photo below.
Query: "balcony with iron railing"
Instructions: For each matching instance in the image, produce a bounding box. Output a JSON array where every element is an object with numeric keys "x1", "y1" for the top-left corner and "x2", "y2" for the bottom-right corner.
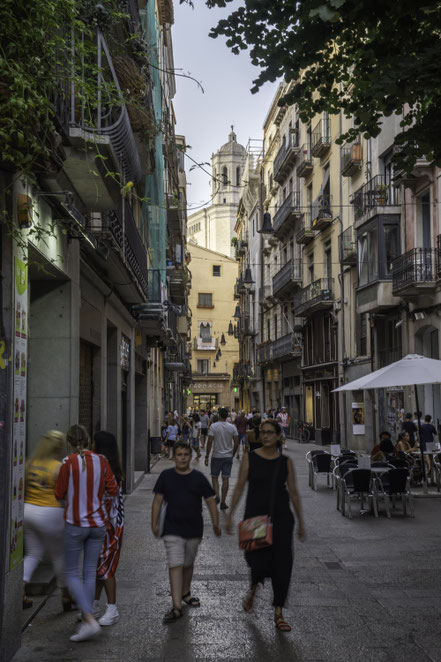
[
  {"x1": 273, "y1": 132, "x2": 300, "y2": 184},
  {"x1": 297, "y1": 144, "x2": 314, "y2": 178},
  {"x1": 296, "y1": 211, "x2": 315, "y2": 244},
  {"x1": 272, "y1": 191, "x2": 302, "y2": 239},
  {"x1": 235, "y1": 239, "x2": 248, "y2": 258},
  {"x1": 90, "y1": 200, "x2": 148, "y2": 302},
  {"x1": 257, "y1": 342, "x2": 273, "y2": 365},
  {"x1": 392, "y1": 248, "x2": 438, "y2": 296},
  {"x1": 339, "y1": 226, "x2": 357, "y2": 265},
  {"x1": 240, "y1": 316, "x2": 257, "y2": 337},
  {"x1": 312, "y1": 195, "x2": 334, "y2": 232},
  {"x1": 352, "y1": 175, "x2": 400, "y2": 222},
  {"x1": 311, "y1": 117, "x2": 331, "y2": 158},
  {"x1": 271, "y1": 333, "x2": 302, "y2": 361},
  {"x1": 294, "y1": 278, "x2": 334, "y2": 316},
  {"x1": 341, "y1": 140, "x2": 362, "y2": 177},
  {"x1": 68, "y1": 30, "x2": 142, "y2": 194},
  {"x1": 272, "y1": 259, "x2": 302, "y2": 300},
  {"x1": 259, "y1": 283, "x2": 275, "y2": 309},
  {"x1": 193, "y1": 336, "x2": 219, "y2": 351},
  {"x1": 166, "y1": 194, "x2": 185, "y2": 234}
]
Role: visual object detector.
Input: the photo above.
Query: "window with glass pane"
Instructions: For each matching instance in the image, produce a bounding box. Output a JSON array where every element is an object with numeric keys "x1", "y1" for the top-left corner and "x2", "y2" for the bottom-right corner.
[
  {"x1": 358, "y1": 226, "x2": 378, "y2": 286},
  {"x1": 384, "y1": 224, "x2": 399, "y2": 276},
  {"x1": 197, "y1": 359, "x2": 210, "y2": 374},
  {"x1": 213, "y1": 265, "x2": 221, "y2": 277},
  {"x1": 199, "y1": 323, "x2": 212, "y2": 342},
  {"x1": 198, "y1": 293, "x2": 212, "y2": 306}
]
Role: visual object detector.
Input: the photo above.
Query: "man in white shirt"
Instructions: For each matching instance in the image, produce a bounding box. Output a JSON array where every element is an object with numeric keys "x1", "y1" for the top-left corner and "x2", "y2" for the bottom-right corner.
[{"x1": 205, "y1": 408, "x2": 238, "y2": 510}]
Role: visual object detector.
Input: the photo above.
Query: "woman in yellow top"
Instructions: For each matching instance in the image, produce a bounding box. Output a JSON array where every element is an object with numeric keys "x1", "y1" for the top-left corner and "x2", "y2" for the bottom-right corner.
[{"x1": 23, "y1": 430, "x2": 71, "y2": 609}]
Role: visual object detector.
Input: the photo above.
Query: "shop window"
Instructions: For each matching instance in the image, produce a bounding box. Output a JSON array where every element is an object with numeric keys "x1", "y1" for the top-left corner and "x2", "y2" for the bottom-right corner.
[{"x1": 198, "y1": 293, "x2": 213, "y2": 308}]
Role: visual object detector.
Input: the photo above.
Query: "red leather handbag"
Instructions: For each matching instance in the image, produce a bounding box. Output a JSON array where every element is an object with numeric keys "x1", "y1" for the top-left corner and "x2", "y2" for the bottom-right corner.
[{"x1": 238, "y1": 515, "x2": 273, "y2": 551}]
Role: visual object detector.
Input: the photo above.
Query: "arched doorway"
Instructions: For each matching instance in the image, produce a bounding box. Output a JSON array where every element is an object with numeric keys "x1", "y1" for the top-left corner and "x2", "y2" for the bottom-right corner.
[{"x1": 415, "y1": 325, "x2": 441, "y2": 426}]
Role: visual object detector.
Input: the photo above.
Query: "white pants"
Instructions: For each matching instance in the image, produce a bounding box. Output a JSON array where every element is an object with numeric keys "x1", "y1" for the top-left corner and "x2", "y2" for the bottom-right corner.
[{"x1": 23, "y1": 503, "x2": 65, "y2": 586}]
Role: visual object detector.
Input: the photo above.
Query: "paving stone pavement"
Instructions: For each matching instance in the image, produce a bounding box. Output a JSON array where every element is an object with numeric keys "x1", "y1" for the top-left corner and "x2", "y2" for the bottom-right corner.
[{"x1": 12, "y1": 441, "x2": 441, "y2": 662}]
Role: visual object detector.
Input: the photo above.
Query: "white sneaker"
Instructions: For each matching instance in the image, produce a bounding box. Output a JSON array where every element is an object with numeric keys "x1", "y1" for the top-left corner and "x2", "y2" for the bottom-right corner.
[
  {"x1": 70, "y1": 619, "x2": 101, "y2": 642},
  {"x1": 98, "y1": 603, "x2": 120, "y2": 626}
]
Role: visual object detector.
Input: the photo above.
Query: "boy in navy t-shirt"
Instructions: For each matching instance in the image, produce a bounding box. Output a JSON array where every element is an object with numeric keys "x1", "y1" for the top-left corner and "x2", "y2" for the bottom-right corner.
[{"x1": 152, "y1": 441, "x2": 221, "y2": 623}]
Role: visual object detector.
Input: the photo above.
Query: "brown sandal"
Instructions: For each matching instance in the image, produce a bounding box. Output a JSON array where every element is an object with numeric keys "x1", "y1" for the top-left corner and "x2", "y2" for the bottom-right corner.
[
  {"x1": 275, "y1": 615, "x2": 291, "y2": 632},
  {"x1": 242, "y1": 587, "x2": 257, "y2": 612}
]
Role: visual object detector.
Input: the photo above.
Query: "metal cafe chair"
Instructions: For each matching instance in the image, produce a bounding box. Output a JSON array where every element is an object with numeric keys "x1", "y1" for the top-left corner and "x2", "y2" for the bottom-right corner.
[
  {"x1": 376, "y1": 468, "x2": 414, "y2": 517},
  {"x1": 342, "y1": 469, "x2": 379, "y2": 519},
  {"x1": 311, "y1": 452, "x2": 333, "y2": 491}
]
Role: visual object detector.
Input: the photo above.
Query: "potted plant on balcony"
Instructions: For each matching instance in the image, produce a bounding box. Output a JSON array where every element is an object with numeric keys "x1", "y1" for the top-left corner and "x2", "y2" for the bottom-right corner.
[{"x1": 376, "y1": 182, "x2": 389, "y2": 205}]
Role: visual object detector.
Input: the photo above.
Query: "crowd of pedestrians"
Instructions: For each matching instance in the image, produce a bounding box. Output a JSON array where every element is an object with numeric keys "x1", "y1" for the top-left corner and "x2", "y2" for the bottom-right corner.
[{"x1": 22, "y1": 404, "x2": 303, "y2": 642}]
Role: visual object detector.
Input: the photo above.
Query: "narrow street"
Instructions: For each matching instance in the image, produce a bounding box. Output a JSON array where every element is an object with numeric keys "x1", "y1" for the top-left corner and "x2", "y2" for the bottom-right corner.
[{"x1": 13, "y1": 442, "x2": 441, "y2": 662}]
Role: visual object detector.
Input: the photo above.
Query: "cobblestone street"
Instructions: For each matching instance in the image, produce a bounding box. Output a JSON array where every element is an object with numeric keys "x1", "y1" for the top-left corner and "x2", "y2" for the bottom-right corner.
[{"x1": 13, "y1": 442, "x2": 441, "y2": 662}]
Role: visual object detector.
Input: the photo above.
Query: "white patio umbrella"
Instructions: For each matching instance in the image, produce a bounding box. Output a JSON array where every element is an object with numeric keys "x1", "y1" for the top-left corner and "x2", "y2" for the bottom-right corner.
[{"x1": 333, "y1": 354, "x2": 441, "y2": 489}]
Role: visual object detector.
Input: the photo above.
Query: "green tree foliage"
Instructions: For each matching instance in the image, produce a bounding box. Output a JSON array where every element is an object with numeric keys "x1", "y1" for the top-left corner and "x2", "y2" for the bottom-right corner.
[{"x1": 192, "y1": 0, "x2": 441, "y2": 172}]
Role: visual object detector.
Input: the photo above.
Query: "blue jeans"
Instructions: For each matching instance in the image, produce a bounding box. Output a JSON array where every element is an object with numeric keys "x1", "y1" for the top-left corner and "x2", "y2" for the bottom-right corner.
[{"x1": 64, "y1": 522, "x2": 106, "y2": 615}]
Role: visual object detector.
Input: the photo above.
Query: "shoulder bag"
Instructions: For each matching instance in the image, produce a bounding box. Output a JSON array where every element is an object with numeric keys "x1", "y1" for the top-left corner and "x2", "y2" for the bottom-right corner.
[{"x1": 238, "y1": 457, "x2": 281, "y2": 552}]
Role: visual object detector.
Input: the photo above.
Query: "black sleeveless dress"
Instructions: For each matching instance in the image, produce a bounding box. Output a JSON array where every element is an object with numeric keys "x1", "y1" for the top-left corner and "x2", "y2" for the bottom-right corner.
[{"x1": 243, "y1": 452, "x2": 294, "y2": 607}]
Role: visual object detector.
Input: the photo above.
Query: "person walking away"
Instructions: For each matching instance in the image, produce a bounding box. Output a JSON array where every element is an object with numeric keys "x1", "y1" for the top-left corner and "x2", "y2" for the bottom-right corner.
[
  {"x1": 200, "y1": 411, "x2": 209, "y2": 450},
  {"x1": 181, "y1": 417, "x2": 192, "y2": 443},
  {"x1": 245, "y1": 415, "x2": 263, "y2": 453},
  {"x1": 55, "y1": 424, "x2": 118, "y2": 642},
  {"x1": 160, "y1": 419, "x2": 168, "y2": 456},
  {"x1": 164, "y1": 418, "x2": 181, "y2": 459},
  {"x1": 229, "y1": 409, "x2": 237, "y2": 423},
  {"x1": 226, "y1": 419, "x2": 305, "y2": 632},
  {"x1": 23, "y1": 430, "x2": 72, "y2": 610},
  {"x1": 235, "y1": 411, "x2": 249, "y2": 460},
  {"x1": 279, "y1": 407, "x2": 290, "y2": 439},
  {"x1": 93, "y1": 431, "x2": 125, "y2": 626},
  {"x1": 151, "y1": 442, "x2": 221, "y2": 623},
  {"x1": 401, "y1": 413, "x2": 418, "y2": 448},
  {"x1": 420, "y1": 414, "x2": 437, "y2": 451},
  {"x1": 205, "y1": 408, "x2": 238, "y2": 510},
  {"x1": 191, "y1": 413, "x2": 202, "y2": 459}
]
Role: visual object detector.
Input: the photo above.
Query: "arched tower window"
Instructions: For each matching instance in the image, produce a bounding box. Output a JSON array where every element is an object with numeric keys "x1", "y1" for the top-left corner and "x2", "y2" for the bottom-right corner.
[
  {"x1": 236, "y1": 166, "x2": 241, "y2": 187},
  {"x1": 222, "y1": 166, "x2": 228, "y2": 188}
]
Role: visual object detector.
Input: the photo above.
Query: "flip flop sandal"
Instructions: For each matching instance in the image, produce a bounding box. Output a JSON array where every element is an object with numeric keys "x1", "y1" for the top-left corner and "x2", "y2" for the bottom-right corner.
[
  {"x1": 242, "y1": 590, "x2": 256, "y2": 612},
  {"x1": 275, "y1": 616, "x2": 292, "y2": 632},
  {"x1": 163, "y1": 607, "x2": 183, "y2": 623},
  {"x1": 182, "y1": 592, "x2": 200, "y2": 607}
]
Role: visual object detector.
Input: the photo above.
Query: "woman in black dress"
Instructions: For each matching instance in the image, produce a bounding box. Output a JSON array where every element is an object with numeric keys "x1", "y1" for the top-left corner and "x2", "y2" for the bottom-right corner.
[{"x1": 226, "y1": 419, "x2": 305, "y2": 632}]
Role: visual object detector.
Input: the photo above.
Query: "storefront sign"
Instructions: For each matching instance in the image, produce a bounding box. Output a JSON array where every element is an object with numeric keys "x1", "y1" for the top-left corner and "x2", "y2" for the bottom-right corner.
[
  {"x1": 10, "y1": 257, "x2": 28, "y2": 570},
  {"x1": 120, "y1": 335, "x2": 130, "y2": 371},
  {"x1": 352, "y1": 401, "x2": 365, "y2": 435},
  {"x1": 191, "y1": 382, "x2": 221, "y2": 391}
]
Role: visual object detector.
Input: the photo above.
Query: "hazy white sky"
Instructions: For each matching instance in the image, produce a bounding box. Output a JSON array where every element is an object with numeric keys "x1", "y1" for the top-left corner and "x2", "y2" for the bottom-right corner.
[{"x1": 171, "y1": 1, "x2": 278, "y2": 212}]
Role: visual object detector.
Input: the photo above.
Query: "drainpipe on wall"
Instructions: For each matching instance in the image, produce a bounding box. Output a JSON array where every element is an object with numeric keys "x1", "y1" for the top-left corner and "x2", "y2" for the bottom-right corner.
[
  {"x1": 338, "y1": 110, "x2": 348, "y2": 447},
  {"x1": 259, "y1": 168, "x2": 266, "y2": 412}
]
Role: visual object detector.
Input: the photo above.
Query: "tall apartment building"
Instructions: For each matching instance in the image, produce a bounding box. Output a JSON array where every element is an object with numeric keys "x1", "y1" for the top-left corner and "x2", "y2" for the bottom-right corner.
[{"x1": 0, "y1": 2, "x2": 190, "y2": 658}]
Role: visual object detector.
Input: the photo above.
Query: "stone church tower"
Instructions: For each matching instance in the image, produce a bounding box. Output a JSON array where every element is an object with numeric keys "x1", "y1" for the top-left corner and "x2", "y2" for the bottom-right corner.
[{"x1": 187, "y1": 129, "x2": 246, "y2": 257}]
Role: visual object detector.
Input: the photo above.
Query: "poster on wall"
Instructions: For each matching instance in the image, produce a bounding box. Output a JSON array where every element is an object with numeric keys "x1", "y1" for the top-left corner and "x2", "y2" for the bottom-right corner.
[
  {"x1": 10, "y1": 257, "x2": 28, "y2": 570},
  {"x1": 352, "y1": 401, "x2": 365, "y2": 435}
]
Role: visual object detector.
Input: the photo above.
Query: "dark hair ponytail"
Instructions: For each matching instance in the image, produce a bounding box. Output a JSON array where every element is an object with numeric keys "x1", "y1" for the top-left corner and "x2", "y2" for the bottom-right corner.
[{"x1": 93, "y1": 430, "x2": 124, "y2": 483}]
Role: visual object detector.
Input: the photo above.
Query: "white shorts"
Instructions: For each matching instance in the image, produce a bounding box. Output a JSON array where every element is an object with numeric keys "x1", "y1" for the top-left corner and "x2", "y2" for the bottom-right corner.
[{"x1": 163, "y1": 535, "x2": 201, "y2": 568}]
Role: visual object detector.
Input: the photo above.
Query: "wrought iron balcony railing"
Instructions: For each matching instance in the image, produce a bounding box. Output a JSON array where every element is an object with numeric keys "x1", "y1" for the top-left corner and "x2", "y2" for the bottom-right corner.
[
  {"x1": 70, "y1": 30, "x2": 142, "y2": 185},
  {"x1": 273, "y1": 132, "x2": 300, "y2": 183},
  {"x1": 311, "y1": 116, "x2": 331, "y2": 157},
  {"x1": 339, "y1": 226, "x2": 357, "y2": 265},
  {"x1": 341, "y1": 140, "x2": 362, "y2": 177},
  {"x1": 272, "y1": 259, "x2": 302, "y2": 297},
  {"x1": 294, "y1": 278, "x2": 334, "y2": 315},
  {"x1": 352, "y1": 175, "x2": 400, "y2": 221},
  {"x1": 392, "y1": 248, "x2": 437, "y2": 294},
  {"x1": 296, "y1": 211, "x2": 315, "y2": 244},
  {"x1": 273, "y1": 191, "x2": 302, "y2": 237},
  {"x1": 297, "y1": 144, "x2": 314, "y2": 178},
  {"x1": 271, "y1": 333, "x2": 302, "y2": 360},
  {"x1": 257, "y1": 342, "x2": 273, "y2": 364}
]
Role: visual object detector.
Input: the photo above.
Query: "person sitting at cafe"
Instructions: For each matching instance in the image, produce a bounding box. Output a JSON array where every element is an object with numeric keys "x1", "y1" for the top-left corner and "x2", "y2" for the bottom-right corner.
[
  {"x1": 370, "y1": 431, "x2": 393, "y2": 460},
  {"x1": 395, "y1": 431, "x2": 412, "y2": 454},
  {"x1": 401, "y1": 413, "x2": 418, "y2": 448},
  {"x1": 372, "y1": 438, "x2": 396, "y2": 462}
]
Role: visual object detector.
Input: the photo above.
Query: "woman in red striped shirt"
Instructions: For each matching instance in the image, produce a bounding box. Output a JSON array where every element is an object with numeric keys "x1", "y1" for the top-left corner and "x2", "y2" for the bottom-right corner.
[{"x1": 55, "y1": 424, "x2": 117, "y2": 643}]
